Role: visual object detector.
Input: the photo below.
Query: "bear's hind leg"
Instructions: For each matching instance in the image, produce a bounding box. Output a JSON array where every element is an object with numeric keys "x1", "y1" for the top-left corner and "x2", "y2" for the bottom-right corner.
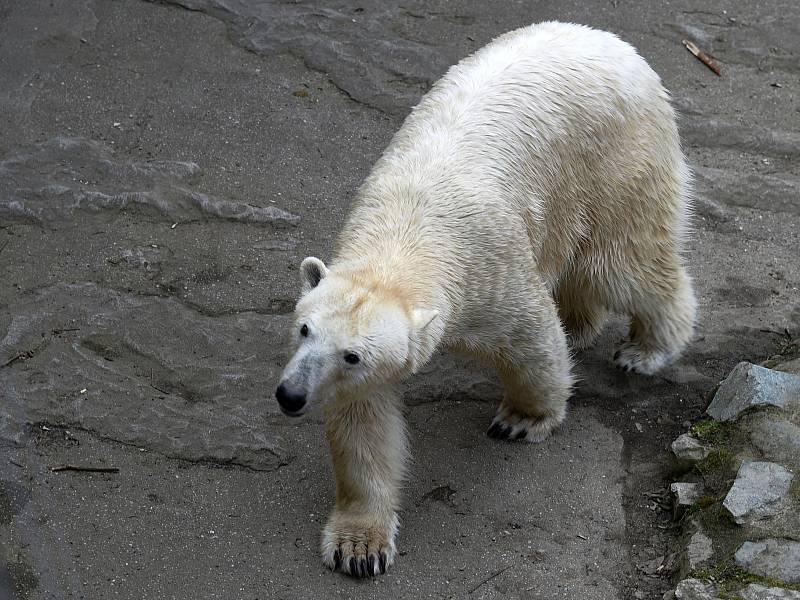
[
  {"x1": 613, "y1": 259, "x2": 696, "y2": 375},
  {"x1": 486, "y1": 290, "x2": 574, "y2": 443},
  {"x1": 555, "y1": 269, "x2": 607, "y2": 350}
]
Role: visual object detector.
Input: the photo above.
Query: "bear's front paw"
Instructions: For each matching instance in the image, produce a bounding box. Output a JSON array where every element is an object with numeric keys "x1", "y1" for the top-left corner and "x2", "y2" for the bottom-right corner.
[
  {"x1": 613, "y1": 340, "x2": 674, "y2": 375},
  {"x1": 487, "y1": 404, "x2": 565, "y2": 443},
  {"x1": 321, "y1": 510, "x2": 399, "y2": 578}
]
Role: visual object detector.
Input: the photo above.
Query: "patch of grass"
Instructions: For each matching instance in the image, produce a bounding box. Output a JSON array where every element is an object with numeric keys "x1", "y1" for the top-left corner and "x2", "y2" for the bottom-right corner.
[
  {"x1": 696, "y1": 448, "x2": 735, "y2": 476},
  {"x1": 690, "y1": 561, "x2": 800, "y2": 598},
  {"x1": 690, "y1": 419, "x2": 726, "y2": 445},
  {"x1": 697, "y1": 495, "x2": 717, "y2": 509}
]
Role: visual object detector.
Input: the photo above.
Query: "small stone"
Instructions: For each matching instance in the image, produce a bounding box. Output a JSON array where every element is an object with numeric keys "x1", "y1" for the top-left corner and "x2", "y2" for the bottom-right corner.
[
  {"x1": 672, "y1": 482, "x2": 704, "y2": 508},
  {"x1": 672, "y1": 434, "x2": 711, "y2": 462},
  {"x1": 707, "y1": 362, "x2": 800, "y2": 421},
  {"x1": 723, "y1": 461, "x2": 794, "y2": 524},
  {"x1": 674, "y1": 578, "x2": 720, "y2": 599},
  {"x1": 739, "y1": 583, "x2": 800, "y2": 599},
  {"x1": 735, "y1": 539, "x2": 800, "y2": 584},
  {"x1": 686, "y1": 531, "x2": 714, "y2": 570}
]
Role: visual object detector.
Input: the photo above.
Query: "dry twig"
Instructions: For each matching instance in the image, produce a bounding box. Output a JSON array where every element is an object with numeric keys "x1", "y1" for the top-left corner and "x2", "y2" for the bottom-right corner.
[
  {"x1": 469, "y1": 564, "x2": 513, "y2": 594},
  {"x1": 683, "y1": 39, "x2": 722, "y2": 76}
]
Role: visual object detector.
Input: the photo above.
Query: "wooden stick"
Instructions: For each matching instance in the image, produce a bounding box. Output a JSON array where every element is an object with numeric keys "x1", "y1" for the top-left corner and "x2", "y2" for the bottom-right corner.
[
  {"x1": 469, "y1": 564, "x2": 513, "y2": 594},
  {"x1": 1, "y1": 353, "x2": 24, "y2": 368},
  {"x1": 51, "y1": 464, "x2": 119, "y2": 473},
  {"x1": 683, "y1": 40, "x2": 722, "y2": 76}
]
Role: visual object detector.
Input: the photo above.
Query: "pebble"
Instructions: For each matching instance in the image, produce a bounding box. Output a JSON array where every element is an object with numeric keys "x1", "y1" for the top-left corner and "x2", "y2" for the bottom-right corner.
[
  {"x1": 671, "y1": 434, "x2": 710, "y2": 462},
  {"x1": 671, "y1": 482, "x2": 704, "y2": 509},
  {"x1": 672, "y1": 578, "x2": 720, "y2": 600},
  {"x1": 686, "y1": 530, "x2": 714, "y2": 571}
]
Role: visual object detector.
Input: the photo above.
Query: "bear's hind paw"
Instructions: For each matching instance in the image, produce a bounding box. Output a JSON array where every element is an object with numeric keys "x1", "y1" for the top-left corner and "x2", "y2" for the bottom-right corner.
[
  {"x1": 613, "y1": 340, "x2": 675, "y2": 375},
  {"x1": 487, "y1": 410, "x2": 563, "y2": 443}
]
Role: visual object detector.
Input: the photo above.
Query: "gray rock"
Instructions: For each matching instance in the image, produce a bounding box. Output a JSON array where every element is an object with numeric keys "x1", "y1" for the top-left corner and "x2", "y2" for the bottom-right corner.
[
  {"x1": 723, "y1": 461, "x2": 794, "y2": 524},
  {"x1": 672, "y1": 434, "x2": 711, "y2": 462},
  {"x1": 674, "y1": 578, "x2": 720, "y2": 600},
  {"x1": 686, "y1": 531, "x2": 714, "y2": 570},
  {"x1": 739, "y1": 583, "x2": 800, "y2": 599},
  {"x1": 707, "y1": 362, "x2": 800, "y2": 421},
  {"x1": 735, "y1": 539, "x2": 800, "y2": 584},
  {"x1": 672, "y1": 482, "x2": 704, "y2": 508},
  {"x1": 749, "y1": 417, "x2": 800, "y2": 468}
]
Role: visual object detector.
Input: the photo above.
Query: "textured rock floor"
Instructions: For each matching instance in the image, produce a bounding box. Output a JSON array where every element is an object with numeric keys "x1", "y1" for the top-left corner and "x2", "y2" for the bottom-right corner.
[{"x1": 0, "y1": 1, "x2": 798, "y2": 599}]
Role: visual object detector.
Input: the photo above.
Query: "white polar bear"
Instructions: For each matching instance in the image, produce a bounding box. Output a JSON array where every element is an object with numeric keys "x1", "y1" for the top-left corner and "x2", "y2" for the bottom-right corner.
[{"x1": 276, "y1": 21, "x2": 696, "y2": 577}]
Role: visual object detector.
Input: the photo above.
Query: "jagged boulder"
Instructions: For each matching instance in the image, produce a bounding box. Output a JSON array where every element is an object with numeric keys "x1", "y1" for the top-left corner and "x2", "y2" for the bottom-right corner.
[
  {"x1": 707, "y1": 363, "x2": 800, "y2": 422},
  {"x1": 735, "y1": 539, "x2": 800, "y2": 584},
  {"x1": 723, "y1": 461, "x2": 794, "y2": 524}
]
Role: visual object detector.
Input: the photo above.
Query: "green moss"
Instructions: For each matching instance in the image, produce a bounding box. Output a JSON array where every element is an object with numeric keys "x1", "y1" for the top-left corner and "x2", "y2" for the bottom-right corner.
[
  {"x1": 696, "y1": 448, "x2": 735, "y2": 475},
  {"x1": 690, "y1": 419, "x2": 726, "y2": 445},
  {"x1": 697, "y1": 495, "x2": 717, "y2": 509},
  {"x1": 690, "y1": 561, "x2": 800, "y2": 597}
]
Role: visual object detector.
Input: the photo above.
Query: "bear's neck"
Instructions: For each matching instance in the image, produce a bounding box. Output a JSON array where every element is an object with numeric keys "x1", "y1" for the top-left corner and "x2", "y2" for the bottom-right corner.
[{"x1": 333, "y1": 203, "x2": 454, "y2": 314}]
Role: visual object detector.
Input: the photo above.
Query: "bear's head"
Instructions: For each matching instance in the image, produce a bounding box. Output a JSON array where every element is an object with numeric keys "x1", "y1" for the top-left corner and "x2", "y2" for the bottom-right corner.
[{"x1": 275, "y1": 257, "x2": 437, "y2": 417}]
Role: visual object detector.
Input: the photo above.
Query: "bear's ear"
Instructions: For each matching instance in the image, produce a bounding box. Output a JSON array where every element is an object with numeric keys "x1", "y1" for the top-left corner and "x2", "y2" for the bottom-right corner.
[
  {"x1": 411, "y1": 307, "x2": 438, "y2": 331},
  {"x1": 300, "y1": 257, "x2": 328, "y2": 293}
]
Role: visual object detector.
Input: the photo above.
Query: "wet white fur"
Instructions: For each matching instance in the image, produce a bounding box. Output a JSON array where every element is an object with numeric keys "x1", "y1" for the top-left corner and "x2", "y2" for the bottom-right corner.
[{"x1": 281, "y1": 21, "x2": 696, "y2": 576}]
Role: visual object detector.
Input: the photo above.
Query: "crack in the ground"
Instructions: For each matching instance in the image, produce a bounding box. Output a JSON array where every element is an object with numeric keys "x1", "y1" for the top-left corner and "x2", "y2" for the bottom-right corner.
[{"x1": 31, "y1": 421, "x2": 294, "y2": 472}]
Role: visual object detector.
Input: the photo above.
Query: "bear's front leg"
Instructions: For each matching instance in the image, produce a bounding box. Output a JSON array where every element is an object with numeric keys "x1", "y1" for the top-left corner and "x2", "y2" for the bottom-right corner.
[{"x1": 321, "y1": 387, "x2": 407, "y2": 577}]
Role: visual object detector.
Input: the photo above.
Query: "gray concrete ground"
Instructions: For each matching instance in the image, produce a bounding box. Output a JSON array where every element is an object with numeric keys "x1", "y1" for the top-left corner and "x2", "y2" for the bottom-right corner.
[{"x1": 0, "y1": 1, "x2": 798, "y2": 598}]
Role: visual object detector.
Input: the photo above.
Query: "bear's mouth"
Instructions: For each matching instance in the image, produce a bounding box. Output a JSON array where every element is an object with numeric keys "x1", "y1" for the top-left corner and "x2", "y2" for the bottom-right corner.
[{"x1": 279, "y1": 405, "x2": 307, "y2": 418}]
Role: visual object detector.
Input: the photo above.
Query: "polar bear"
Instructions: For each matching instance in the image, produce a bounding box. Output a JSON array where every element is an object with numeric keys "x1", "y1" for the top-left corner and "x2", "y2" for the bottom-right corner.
[{"x1": 275, "y1": 21, "x2": 696, "y2": 577}]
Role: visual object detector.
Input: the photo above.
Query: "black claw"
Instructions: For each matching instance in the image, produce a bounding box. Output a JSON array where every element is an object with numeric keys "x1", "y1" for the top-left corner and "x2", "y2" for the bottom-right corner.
[
  {"x1": 369, "y1": 555, "x2": 378, "y2": 576},
  {"x1": 488, "y1": 422, "x2": 512, "y2": 439},
  {"x1": 359, "y1": 558, "x2": 368, "y2": 578},
  {"x1": 489, "y1": 423, "x2": 511, "y2": 439},
  {"x1": 333, "y1": 549, "x2": 342, "y2": 570},
  {"x1": 349, "y1": 556, "x2": 356, "y2": 576},
  {"x1": 514, "y1": 429, "x2": 527, "y2": 440},
  {"x1": 379, "y1": 552, "x2": 387, "y2": 574}
]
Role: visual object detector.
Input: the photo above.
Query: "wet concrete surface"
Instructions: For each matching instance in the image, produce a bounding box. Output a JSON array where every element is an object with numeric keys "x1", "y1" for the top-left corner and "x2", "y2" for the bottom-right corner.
[{"x1": 0, "y1": 0, "x2": 798, "y2": 598}]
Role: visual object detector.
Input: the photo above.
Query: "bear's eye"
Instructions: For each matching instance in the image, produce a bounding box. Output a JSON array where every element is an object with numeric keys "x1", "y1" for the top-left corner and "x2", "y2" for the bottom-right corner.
[
  {"x1": 300, "y1": 324, "x2": 309, "y2": 337},
  {"x1": 343, "y1": 352, "x2": 360, "y2": 365}
]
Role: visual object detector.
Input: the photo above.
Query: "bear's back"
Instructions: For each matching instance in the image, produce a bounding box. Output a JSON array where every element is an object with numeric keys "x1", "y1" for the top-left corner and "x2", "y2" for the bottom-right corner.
[{"x1": 344, "y1": 22, "x2": 689, "y2": 287}]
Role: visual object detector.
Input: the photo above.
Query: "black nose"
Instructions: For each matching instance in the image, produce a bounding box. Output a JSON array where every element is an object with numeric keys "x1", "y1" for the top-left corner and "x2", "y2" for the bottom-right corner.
[{"x1": 275, "y1": 382, "x2": 307, "y2": 415}]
